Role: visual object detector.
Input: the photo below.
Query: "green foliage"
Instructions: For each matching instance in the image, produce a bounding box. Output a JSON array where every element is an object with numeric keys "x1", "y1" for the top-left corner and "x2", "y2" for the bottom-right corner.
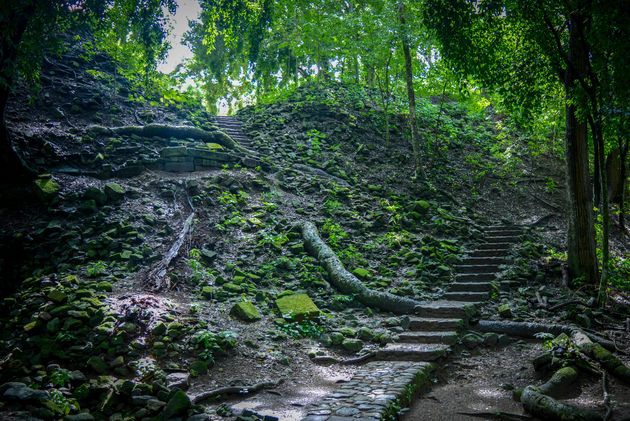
[
  {"x1": 86, "y1": 260, "x2": 107, "y2": 277},
  {"x1": 192, "y1": 329, "x2": 237, "y2": 363},
  {"x1": 49, "y1": 368, "x2": 72, "y2": 388},
  {"x1": 321, "y1": 219, "x2": 348, "y2": 249},
  {"x1": 186, "y1": 248, "x2": 213, "y2": 284},
  {"x1": 276, "y1": 317, "x2": 325, "y2": 339}
]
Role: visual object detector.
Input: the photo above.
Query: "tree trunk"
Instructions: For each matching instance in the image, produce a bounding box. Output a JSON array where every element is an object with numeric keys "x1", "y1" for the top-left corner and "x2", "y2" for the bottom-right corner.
[
  {"x1": 619, "y1": 136, "x2": 628, "y2": 232},
  {"x1": 0, "y1": 3, "x2": 36, "y2": 181},
  {"x1": 564, "y1": 14, "x2": 599, "y2": 287},
  {"x1": 398, "y1": 2, "x2": 424, "y2": 178},
  {"x1": 593, "y1": 130, "x2": 601, "y2": 206},
  {"x1": 592, "y1": 116, "x2": 610, "y2": 305}
]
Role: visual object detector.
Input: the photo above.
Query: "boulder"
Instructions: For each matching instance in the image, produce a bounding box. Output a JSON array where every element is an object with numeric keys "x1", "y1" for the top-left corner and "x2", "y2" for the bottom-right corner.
[
  {"x1": 34, "y1": 177, "x2": 60, "y2": 202},
  {"x1": 230, "y1": 301, "x2": 262, "y2": 322},
  {"x1": 341, "y1": 338, "x2": 363, "y2": 352},
  {"x1": 104, "y1": 182, "x2": 125, "y2": 202},
  {"x1": 162, "y1": 390, "x2": 191, "y2": 419},
  {"x1": 275, "y1": 294, "x2": 320, "y2": 320}
]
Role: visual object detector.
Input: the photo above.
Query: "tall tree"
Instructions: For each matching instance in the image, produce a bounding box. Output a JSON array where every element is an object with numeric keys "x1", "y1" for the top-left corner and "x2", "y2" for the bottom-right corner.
[{"x1": 422, "y1": 0, "x2": 630, "y2": 288}]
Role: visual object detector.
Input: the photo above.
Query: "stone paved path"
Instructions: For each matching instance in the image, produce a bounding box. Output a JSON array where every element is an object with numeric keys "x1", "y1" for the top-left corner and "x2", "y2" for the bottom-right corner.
[{"x1": 301, "y1": 225, "x2": 524, "y2": 420}]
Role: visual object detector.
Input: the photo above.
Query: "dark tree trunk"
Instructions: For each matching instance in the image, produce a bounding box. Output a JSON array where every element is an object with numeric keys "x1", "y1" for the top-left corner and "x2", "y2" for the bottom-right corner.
[
  {"x1": 619, "y1": 136, "x2": 629, "y2": 232},
  {"x1": 593, "y1": 129, "x2": 601, "y2": 206},
  {"x1": 0, "y1": 3, "x2": 36, "y2": 181},
  {"x1": 564, "y1": 14, "x2": 599, "y2": 287},
  {"x1": 398, "y1": 2, "x2": 424, "y2": 178}
]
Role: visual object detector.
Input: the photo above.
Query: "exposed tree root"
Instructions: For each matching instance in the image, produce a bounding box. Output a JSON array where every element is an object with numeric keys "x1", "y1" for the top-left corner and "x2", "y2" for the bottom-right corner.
[
  {"x1": 475, "y1": 320, "x2": 617, "y2": 351},
  {"x1": 191, "y1": 379, "x2": 284, "y2": 404},
  {"x1": 572, "y1": 331, "x2": 630, "y2": 384},
  {"x1": 520, "y1": 385, "x2": 602, "y2": 421},
  {"x1": 301, "y1": 221, "x2": 423, "y2": 314},
  {"x1": 87, "y1": 123, "x2": 238, "y2": 149},
  {"x1": 146, "y1": 212, "x2": 195, "y2": 290},
  {"x1": 292, "y1": 164, "x2": 351, "y2": 187},
  {"x1": 537, "y1": 366, "x2": 579, "y2": 398}
]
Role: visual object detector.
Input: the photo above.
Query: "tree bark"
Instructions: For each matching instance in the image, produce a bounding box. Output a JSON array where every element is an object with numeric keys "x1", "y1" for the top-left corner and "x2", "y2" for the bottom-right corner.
[
  {"x1": 619, "y1": 136, "x2": 628, "y2": 232},
  {"x1": 0, "y1": 2, "x2": 37, "y2": 181},
  {"x1": 564, "y1": 13, "x2": 599, "y2": 287},
  {"x1": 301, "y1": 221, "x2": 423, "y2": 314},
  {"x1": 398, "y1": 2, "x2": 424, "y2": 178}
]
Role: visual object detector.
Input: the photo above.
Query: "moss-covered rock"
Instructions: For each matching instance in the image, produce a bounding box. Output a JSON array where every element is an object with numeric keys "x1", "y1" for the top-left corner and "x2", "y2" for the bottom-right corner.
[
  {"x1": 34, "y1": 177, "x2": 60, "y2": 202},
  {"x1": 230, "y1": 301, "x2": 261, "y2": 322},
  {"x1": 275, "y1": 294, "x2": 320, "y2": 320},
  {"x1": 104, "y1": 182, "x2": 125, "y2": 202},
  {"x1": 352, "y1": 267, "x2": 370, "y2": 279},
  {"x1": 162, "y1": 390, "x2": 191, "y2": 419}
]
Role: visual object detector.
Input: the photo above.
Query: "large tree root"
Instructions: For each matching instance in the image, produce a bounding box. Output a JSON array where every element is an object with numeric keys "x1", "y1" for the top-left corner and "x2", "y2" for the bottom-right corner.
[
  {"x1": 572, "y1": 331, "x2": 630, "y2": 384},
  {"x1": 191, "y1": 379, "x2": 284, "y2": 404},
  {"x1": 475, "y1": 320, "x2": 617, "y2": 351},
  {"x1": 146, "y1": 212, "x2": 195, "y2": 290},
  {"x1": 520, "y1": 385, "x2": 602, "y2": 421},
  {"x1": 87, "y1": 124, "x2": 238, "y2": 149},
  {"x1": 301, "y1": 221, "x2": 423, "y2": 314}
]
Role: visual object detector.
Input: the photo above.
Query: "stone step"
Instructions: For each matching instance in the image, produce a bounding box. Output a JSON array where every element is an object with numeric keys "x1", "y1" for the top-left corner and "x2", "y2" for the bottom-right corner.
[
  {"x1": 485, "y1": 236, "x2": 520, "y2": 243},
  {"x1": 486, "y1": 229, "x2": 523, "y2": 236},
  {"x1": 477, "y1": 242, "x2": 513, "y2": 250},
  {"x1": 469, "y1": 249, "x2": 510, "y2": 257},
  {"x1": 449, "y1": 282, "x2": 493, "y2": 292},
  {"x1": 414, "y1": 300, "x2": 477, "y2": 319},
  {"x1": 408, "y1": 317, "x2": 465, "y2": 331},
  {"x1": 455, "y1": 264, "x2": 501, "y2": 274},
  {"x1": 486, "y1": 225, "x2": 522, "y2": 230},
  {"x1": 376, "y1": 343, "x2": 450, "y2": 362},
  {"x1": 455, "y1": 273, "x2": 496, "y2": 282},
  {"x1": 462, "y1": 257, "x2": 508, "y2": 265},
  {"x1": 443, "y1": 291, "x2": 488, "y2": 302},
  {"x1": 398, "y1": 331, "x2": 459, "y2": 345}
]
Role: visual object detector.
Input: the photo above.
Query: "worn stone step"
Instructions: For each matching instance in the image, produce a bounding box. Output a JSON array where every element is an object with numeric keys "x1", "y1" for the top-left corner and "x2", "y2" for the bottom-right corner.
[
  {"x1": 455, "y1": 264, "x2": 501, "y2": 274},
  {"x1": 449, "y1": 281, "x2": 493, "y2": 292},
  {"x1": 477, "y1": 242, "x2": 513, "y2": 250},
  {"x1": 463, "y1": 257, "x2": 508, "y2": 265},
  {"x1": 443, "y1": 291, "x2": 488, "y2": 302},
  {"x1": 485, "y1": 236, "x2": 520, "y2": 243},
  {"x1": 469, "y1": 249, "x2": 510, "y2": 257},
  {"x1": 376, "y1": 343, "x2": 450, "y2": 361},
  {"x1": 414, "y1": 300, "x2": 477, "y2": 319},
  {"x1": 486, "y1": 230, "x2": 523, "y2": 236},
  {"x1": 455, "y1": 273, "x2": 496, "y2": 282},
  {"x1": 398, "y1": 331, "x2": 459, "y2": 345},
  {"x1": 408, "y1": 317, "x2": 465, "y2": 331}
]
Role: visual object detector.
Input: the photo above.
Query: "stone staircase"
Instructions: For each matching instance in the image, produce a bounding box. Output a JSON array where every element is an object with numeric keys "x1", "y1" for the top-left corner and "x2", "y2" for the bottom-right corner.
[
  {"x1": 301, "y1": 225, "x2": 524, "y2": 420},
  {"x1": 215, "y1": 116, "x2": 256, "y2": 149}
]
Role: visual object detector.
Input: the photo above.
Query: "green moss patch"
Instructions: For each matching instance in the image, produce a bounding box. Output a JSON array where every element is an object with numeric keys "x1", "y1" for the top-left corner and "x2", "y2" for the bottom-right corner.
[{"x1": 275, "y1": 294, "x2": 320, "y2": 320}]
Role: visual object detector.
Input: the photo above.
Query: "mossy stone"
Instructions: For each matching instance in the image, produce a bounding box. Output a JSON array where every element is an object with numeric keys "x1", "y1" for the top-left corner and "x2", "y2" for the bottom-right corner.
[
  {"x1": 341, "y1": 338, "x2": 363, "y2": 352},
  {"x1": 47, "y1": 290, "x2": 67, "y2": 304},
  {"x1": 34, "y1": 177, "x2": 60, "y2": 202},
  {"x1": 352, "y1": 268, "x2": 370, "y2": 279},
  {"x1": 222, "y1": 283, "x2": 242, "y2": 293},
  {"x1": 162, "y1": 390, "x2": 191, "y2": 419},
  {"x1": 230, "y1": 301, "x2": 261, "y2": 322},
  {"x1": 200, "y1": 286, "x2": 214, "y2": 299},
  {"x1": 104, "y1": 182, "x2": 125, "y2": 202},
  {"x1": 275, "y1": 294, "x2": 320, "y2": 320}
]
